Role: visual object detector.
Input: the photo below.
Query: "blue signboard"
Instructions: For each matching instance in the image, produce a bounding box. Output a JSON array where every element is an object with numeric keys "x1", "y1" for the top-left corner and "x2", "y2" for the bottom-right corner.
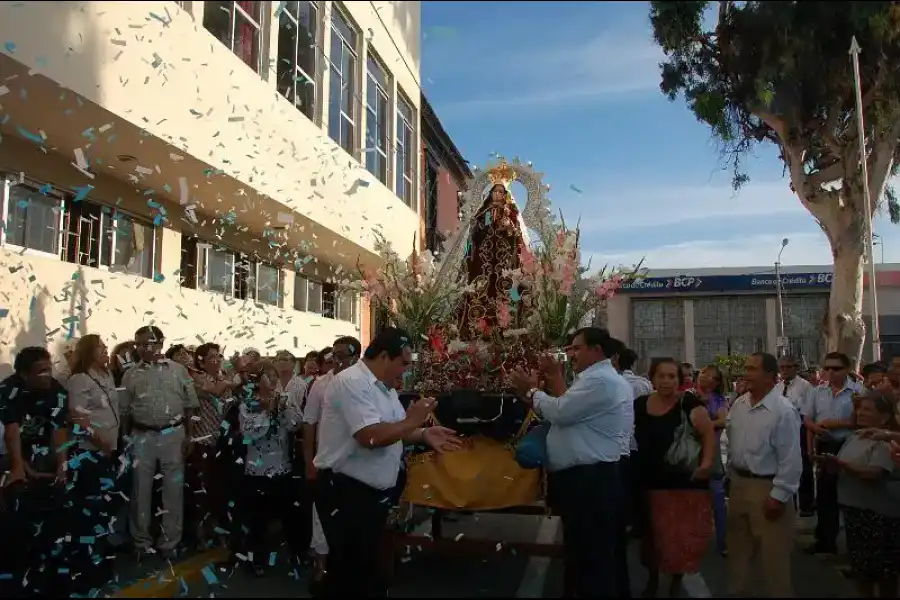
[{"x1": 620, "y1": 272, "x2": 834, "y2": 294}]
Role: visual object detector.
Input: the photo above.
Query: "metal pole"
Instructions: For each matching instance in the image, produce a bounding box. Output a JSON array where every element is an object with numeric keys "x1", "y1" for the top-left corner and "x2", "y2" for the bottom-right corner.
[
  {"x1": 850, "y1": 37, "x2": 881, "y2": 361},
  {"x1": 776, "y1": 260, "x2": 785, "y2": 356}
]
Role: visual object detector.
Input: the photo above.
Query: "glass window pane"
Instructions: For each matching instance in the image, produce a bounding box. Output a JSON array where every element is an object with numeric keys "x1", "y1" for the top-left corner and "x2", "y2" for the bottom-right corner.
[
  {"x1": 206, "y1": 248, "x2": 234, "y2": 295},
  {"x1": 203, "y1": 1, "x2": 232, "y2": 47},
  {"x1": 293, "y1": 276, "x2": 308, "y2": 311},
  {"x1": 295, "y1": 2, "x2": 317, "y2": 77},
  {"x1": 365, "y1": 108, "x2": 378, "y2": 173},
  {"x1": 234, "y1": 10, "x2": 260, "y2": 71},
  {"x1": 256, "y1": 264, "x2": 280, "y2": 306},
  {"x1": 340, "y1": 115, "x2": 353, "y2": 151},
  {"x1": 7, "y1": 186, "x2": 59, "y2": 254},
  {"x1": 331, "y1": 9, "x2": 356, "y2": 49},
  {"x1": 307, "y1": 280, "x2": 323, "y2": 314},
  {"x1": 236, "y1": 0, "x2": 261, "y2": 23},
  {"x1": 277, "y1": 12, "x2": 299, "y2": 99},
  {"x1": 328, "y1": 66, "x2": 342, "y2": 141}
]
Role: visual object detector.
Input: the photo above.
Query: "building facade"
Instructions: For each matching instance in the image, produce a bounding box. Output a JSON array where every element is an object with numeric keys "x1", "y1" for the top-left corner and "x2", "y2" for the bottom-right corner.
[
  {"x1": 0, "y1": 1, "x2": 424, "y2": 369},
  {"x1": 421, "y1": 94, "x2": 470, "y2": 255},
  {"x1": 606, "y1": 264, "x2": 900, "y2": 371}
]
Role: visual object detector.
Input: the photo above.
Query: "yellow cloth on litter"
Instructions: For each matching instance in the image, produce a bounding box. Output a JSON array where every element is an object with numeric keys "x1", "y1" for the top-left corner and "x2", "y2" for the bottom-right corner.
[{"x1": 403, "y1": 435, "x2": 542, "y2": 510}]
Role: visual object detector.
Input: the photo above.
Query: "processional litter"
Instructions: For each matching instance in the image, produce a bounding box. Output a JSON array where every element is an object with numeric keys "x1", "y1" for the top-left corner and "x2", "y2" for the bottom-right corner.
[{"x1": 355, "y1": 157, "x2": 636, "y2": 558}]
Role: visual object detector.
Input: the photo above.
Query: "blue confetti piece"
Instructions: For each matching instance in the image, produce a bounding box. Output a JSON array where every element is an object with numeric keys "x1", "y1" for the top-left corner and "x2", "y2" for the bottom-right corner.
[
  {"x1": 269, "y1": 551, "x2": 277, "y2": 566},
  {"x1": 73, "y1": 185, "x2": 94, "y2": 203},
  {"x1": 79, "y1": 536, "x2": 96, "y2": 544},
  {"x1": 4, "y1": 41, "x2": 15, "y2": 53},
  {"x1": 200, "y1": 566, "x2": 218, "y2": 585},
  {"x1": 16, "y1": 126, "x2": 43, "y2": 145}
]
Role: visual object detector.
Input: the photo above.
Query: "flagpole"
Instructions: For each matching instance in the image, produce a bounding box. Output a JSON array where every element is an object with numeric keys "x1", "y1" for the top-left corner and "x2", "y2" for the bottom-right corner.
[{"x1": 850, "y1": 36, "x2": 881, "y2": 362}]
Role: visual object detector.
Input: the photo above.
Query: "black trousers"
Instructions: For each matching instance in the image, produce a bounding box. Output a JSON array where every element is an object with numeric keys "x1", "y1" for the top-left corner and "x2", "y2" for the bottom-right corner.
[
  {"x1": 316, "y1": 470, "x2": 397, "y2": 598},
  {"x1": 814, "y1": 438, "x2": 844, "y2": 549},
  {"x1": 798, "y1": 424, "x2": 815, "y2": 513},
  {"x1": 0, "y1": 478, "x2": 70, "y2": 597},
  {"x1": 549, "y1": 461, "x2": 627, "y2": 598},
  {"x1": 68, "y1": 451, "x2": 119, "y2": 594},
  {"x1": 237, "y1": 473, "x2": 310, "y2": 567}
]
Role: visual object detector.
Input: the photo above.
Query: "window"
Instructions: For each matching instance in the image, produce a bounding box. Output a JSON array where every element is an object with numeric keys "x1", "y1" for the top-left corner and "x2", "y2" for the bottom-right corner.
[
  {"x1": 328, "y1": 6, "x2": 357, "y2": 154},
  {"x1": 61, "y1": 201, "x2": 156, "y2": 278},
  {"x1": 204, "y1": 1, "x2": 263, "y2": 73},
  {"x1": 197, "y1": 244, "x2": 236, "y2": 295},
  {"x1": 424, "y1": 155, "x2": 439, "y2": 252},
  {"x1": 255, "y1": 263, "x2": 282, "y2": 306},
  {"x1": 365, "y1": 53, "x2": 390, "y2": 183},
  {"x1": 294, "y1": 275, "x2": 323, "y2": 314},
  {"x1": 396, "y1": 94, "x2": 416, "y2": 208},
  {"x1": 2, "y1": 180, "x2": 64, "y2": 256},
  {"x1": 277, "y1": 1, "x2": 318, "y2": 120},
  {"x1": 337, "y1": 290, "x2": 359, "y2": 324},
  {"x1": 104, "y1": 212, "x2": 155, "y2": 278}
]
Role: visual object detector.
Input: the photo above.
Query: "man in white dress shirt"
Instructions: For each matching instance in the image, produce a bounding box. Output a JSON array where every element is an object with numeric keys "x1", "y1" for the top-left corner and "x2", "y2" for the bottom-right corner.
[
  {"x1": 726, "y1": 352, "x2": 802, "y2": 597},
  {"x1": 512, "y1": 327, "x2": 633, "y2": 598},
  {"x1": 778, "y1": 355, "x2": 815, "y2": 515},
  {"x1": 314, "y1": 328, "x2": 461, "y2": 598},
  {"x1": 300, "y1": 336, "x2": 359, "y2": 594}
]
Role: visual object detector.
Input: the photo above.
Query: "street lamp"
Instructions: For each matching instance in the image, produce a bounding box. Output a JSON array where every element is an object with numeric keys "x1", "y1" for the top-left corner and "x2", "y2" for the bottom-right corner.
[{"x1": 776, "y1": 238, "x2": 789, "y2": 356}]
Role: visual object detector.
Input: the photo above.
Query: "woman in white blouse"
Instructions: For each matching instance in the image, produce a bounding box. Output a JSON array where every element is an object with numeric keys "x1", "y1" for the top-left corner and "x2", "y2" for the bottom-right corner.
[{"x1": 66, "y1": 334, "x2": 121, "y2": 594}]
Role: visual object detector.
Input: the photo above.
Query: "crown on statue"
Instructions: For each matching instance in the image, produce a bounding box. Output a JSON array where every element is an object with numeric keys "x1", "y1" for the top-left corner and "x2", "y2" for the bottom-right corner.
[{"x1": 486, "y1": 161, "x2": 517, "y2": 188}]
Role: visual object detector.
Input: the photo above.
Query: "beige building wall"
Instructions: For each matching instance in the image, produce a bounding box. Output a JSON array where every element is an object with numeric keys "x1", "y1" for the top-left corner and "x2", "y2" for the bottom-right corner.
[{"x1": 0, "y1": 1, "x2": 423, "y2": 372}]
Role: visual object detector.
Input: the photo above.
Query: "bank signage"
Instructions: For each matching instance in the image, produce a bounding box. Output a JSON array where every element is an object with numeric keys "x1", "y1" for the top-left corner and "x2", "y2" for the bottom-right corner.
[{"x1": 620, "y1": 272, "x2": 835, "y2": 294}]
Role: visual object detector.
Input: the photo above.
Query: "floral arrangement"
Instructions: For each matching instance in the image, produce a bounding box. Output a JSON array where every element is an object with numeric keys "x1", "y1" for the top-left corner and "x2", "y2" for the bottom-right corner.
[
  {"x1": 505, "y1": 218, "x2": 645, "y2": 348},
  {"x1": 352, "y1": 231, "x2": 470, "y2": 344},
  {"x1": 413, "y1": 324, "x2": 542, "y2": 393}
]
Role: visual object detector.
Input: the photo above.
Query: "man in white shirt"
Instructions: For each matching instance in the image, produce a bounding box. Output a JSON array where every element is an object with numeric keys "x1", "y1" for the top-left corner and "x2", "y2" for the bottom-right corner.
[
  {"x1": 778, "y1": 355, "x2": 815, "y2": 515},
  {"x1": 511, "y1": 327, "x2": 633, "y2": 598},
  {"x1": 301, "y1": 336, "x2": 360, "y2": 594},
  {"x1": 314, "y1": 328, "x2": 461, "y2": 598},
  {"x1": 727, "y1": 352, "x2": 801, "y2": 597}
]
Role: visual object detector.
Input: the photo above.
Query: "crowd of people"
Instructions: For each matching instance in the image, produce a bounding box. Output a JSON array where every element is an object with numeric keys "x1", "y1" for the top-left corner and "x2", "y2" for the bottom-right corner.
[
  {"x1": 2, "y1": 322, "x2": 900, "y2": 598},
  {"x1": 0, "y1": 325, "x2": 361, "y2": 597}
]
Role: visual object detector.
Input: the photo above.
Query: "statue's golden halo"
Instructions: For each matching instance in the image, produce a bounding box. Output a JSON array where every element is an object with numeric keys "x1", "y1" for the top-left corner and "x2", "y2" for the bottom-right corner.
[{"x1": 486, "y1": 161, "x2": 517, "y2": 188}]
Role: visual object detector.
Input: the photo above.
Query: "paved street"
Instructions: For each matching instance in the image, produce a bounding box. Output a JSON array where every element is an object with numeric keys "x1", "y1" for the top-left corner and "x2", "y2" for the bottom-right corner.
[{"x1": 111, "y1": 512, "x2": 858, "y2": 598}]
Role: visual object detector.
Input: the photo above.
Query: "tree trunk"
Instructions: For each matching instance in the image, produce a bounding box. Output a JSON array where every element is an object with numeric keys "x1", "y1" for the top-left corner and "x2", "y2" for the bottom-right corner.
[{"x1": 822, "y1": 218, "x2": 866, "y2": 367}]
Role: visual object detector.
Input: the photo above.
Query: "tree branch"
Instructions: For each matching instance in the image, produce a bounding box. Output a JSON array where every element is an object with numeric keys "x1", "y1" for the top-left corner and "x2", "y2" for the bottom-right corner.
[{"x1": 868, "y1": 120, "x2": 900, "y2": 212}]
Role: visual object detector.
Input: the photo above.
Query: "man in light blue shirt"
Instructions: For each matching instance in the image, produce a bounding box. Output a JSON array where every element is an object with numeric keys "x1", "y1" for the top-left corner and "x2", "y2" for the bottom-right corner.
[
  {"x1": 803, "y1": 351, "x2": 860, "y2": 555},
  {"x1": 512, "y1": 327, "x2": 633, "y2": 598}
]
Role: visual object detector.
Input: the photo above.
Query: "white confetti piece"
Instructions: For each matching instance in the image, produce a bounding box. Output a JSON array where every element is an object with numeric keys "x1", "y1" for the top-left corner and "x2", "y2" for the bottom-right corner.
[
  {"x1": 73, "y1": 148, "x2": 88, "y2": 169},
  {"x1": 0, "y1": 85, "x2": 8, "y2": 97},
  {"x1": 276, "y1": 212, "x2": 293, "y2": 224},
  {"x1": 178, "y1": 176, "x2": 189, "y2": 205}
]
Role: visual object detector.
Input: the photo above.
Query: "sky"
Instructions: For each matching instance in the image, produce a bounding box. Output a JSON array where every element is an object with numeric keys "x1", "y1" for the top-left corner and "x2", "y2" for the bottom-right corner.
[{"x1": 419, "y1": 1, "x2": 900, "y2": 272}]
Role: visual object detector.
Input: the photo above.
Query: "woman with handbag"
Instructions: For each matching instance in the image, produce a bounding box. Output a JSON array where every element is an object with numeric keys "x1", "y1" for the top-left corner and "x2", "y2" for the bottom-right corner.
[{"x1": 634, "y1": 357, "x2": 717, "y2": 598}]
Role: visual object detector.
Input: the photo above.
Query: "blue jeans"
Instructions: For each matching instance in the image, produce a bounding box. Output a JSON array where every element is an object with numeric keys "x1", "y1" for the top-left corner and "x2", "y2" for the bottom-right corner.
[{"x1": 710, "y1": 478, "x2": 727, "y2": 553}]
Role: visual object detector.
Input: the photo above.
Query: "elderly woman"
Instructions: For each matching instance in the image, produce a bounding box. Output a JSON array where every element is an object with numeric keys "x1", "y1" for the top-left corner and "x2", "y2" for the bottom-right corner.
[{"x1": 821, "y1": 391, "x2": 900, "y2": 598}]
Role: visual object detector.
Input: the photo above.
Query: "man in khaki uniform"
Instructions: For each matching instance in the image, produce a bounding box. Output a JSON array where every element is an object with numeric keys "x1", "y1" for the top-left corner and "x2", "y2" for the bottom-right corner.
[{"x1": 121, "y1": 325, "x2": 199, "y2": 558}]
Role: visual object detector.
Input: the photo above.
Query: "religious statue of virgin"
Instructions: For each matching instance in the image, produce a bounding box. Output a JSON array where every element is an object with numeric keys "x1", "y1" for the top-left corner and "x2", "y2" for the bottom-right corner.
[{"x1": 457, "y1": 163, "x2": 529, "y2": 340}]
